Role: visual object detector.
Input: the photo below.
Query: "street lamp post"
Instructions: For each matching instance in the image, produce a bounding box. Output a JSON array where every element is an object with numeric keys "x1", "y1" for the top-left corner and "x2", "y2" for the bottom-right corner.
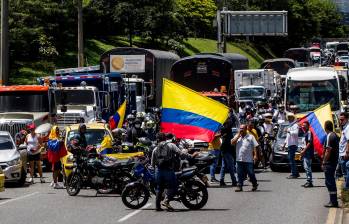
[{"x1": 1, "y1": 0, "x2": 9, "y2": 85}]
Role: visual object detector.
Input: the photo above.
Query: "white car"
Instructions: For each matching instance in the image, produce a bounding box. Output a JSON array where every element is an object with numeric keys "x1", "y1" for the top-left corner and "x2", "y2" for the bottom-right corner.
[{"x1": 0, "y1": 131, "x2": 27, "y2": 186}]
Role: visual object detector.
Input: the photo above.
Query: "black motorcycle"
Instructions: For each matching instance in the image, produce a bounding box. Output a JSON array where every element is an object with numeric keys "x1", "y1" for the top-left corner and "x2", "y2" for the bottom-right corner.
[
  {"x1": 121, "y1": 153, "x2": 214, "y2": 210},
  {"x1": 66, "y1": 147, "x2": 135, "y2": 196}
]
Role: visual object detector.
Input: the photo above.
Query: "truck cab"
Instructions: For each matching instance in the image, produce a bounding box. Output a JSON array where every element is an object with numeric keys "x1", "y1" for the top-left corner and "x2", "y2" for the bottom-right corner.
[
  {"x1": 123, "y1": 77, "x2": 147, "y2": 113},
  {"x1": 0, "y1": 85, "x2": 52, "y2": 138},
  {"x1": 52, "y1": 85, "x2": 100, "y2": 128}
]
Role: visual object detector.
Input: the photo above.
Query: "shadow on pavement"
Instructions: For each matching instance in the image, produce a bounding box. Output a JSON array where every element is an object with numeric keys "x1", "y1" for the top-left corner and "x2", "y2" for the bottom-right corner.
[
  {"x1": 140, "y1": 208, "x2": 230, "y2": 212},
  {"x1": 5, "y1": 182, "x2": 30, "y2": 188}
]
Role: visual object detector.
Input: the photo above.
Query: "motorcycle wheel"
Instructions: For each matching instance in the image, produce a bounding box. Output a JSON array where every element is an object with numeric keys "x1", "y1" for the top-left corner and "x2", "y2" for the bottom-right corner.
[
  {"x1": 181, "y1": 180, "x2": 208, "y2": 210},
  {"x1": 121, "y1": 183, "x2": 150, "y2": 209},
  {"x1": 66, "y1": 172, "x2": 81, "y2": 196},
  {"x1": 115, "y1": 172, "x2": 135, "y2": 194}
]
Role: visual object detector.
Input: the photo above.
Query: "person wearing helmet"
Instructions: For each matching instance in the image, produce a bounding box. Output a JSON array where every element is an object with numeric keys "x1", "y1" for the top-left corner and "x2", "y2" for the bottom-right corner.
[
  {"x1": 126, "y1": 119, "x2": 147, "y2": 145},
  {"x1": 125, "y1": 114, "x2": 136, "y2": 129},
  {"x1": 69, "y1": 123, "x2": 87, "y2": 151},
  {"x1": 112, "y1": 128, "x2": 127, "y2": 146},
  {"x1": 145, "y1": 119, "x2": 156, "y2": 141}
]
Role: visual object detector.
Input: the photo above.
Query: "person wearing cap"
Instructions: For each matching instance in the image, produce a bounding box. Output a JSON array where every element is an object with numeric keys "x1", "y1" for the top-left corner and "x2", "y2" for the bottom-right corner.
[
  {"x1": 273, "y1": 104, "x2": 286, "y2": 124},
  {"x1": 25, "y1": 124, "x2": 44, "y2": 184},
  {"x1": 263, "y1": 113, "x2": 273, "y2": 136},
  {"x1": 283, "y1": 113, "x2": 300, "y2": 178}
]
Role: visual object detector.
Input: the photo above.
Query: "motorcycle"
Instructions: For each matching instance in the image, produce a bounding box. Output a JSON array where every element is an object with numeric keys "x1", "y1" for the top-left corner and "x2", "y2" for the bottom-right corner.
[
  {"x1": 121, "y1": 154, "x2": 212, "y2": 210},
  {"x1": 66, "y1": 147, "x2": 135, "y2": 196}
]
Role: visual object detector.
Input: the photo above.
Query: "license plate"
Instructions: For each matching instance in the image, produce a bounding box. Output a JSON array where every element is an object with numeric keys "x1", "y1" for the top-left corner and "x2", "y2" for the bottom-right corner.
[{"x1": 294, "y1": 154, "x2": 301, "y2": 161}]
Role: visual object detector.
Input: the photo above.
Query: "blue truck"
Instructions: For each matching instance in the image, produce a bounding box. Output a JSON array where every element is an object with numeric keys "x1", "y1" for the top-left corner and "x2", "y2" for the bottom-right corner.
[{"x1": 38, "y1": 70, "x2": 125, "y2": 127}]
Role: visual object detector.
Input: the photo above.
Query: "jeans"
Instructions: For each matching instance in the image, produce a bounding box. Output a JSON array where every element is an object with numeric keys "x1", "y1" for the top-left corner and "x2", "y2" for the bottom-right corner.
[
  {"x1": 288, "y1": 145, "x2": 299, "y2": 176},
  {"x1": 155, "y1": 169, "x2": 177, "y2": 208},
  {"x1": 324, "y1": 164, "x2": 338, "y2": 204},
  {"x1": 209, "y1": 149, "x2": 220, "y2": 180},
  {"x1": 339, "y1": 156, "x2": 349, "y2": 189},
  {"x1": 303, "y1": 157, "x2": 312, "y2": 183},
  {"x1": 219, "y1": 152, "x2": 237, "y2": 184},
  {"x1": 236, "y1": 161, "x2": 258, "y2": 187}
]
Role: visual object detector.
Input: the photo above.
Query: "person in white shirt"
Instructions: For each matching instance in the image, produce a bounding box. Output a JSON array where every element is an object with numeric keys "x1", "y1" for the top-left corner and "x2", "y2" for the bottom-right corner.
[
  {"x1": 283, "y1": 113, "x2": 300, "y2": 178},
  {"x1": 338, "y1": 112, "x2": 349, "y2": 189}
]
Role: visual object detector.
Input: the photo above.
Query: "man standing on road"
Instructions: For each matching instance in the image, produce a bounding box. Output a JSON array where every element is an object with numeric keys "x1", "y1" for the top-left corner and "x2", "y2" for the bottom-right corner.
[
  {"x1": 283, "y1": 113, "x2": 300, "y2": 179},
  {"x1": 300, "y1": 121, "x2": 314, "y2": 188},
  {"x1": 151, "y1": 133, "x2": 198, "y2": 211},
  {"x1": 322, "y1": 120, "x2": 339, "y2": 207},
  {"x1": 219, "y1": 120, "x2": 238, "y2": 187},
  {"x1": 231, "y1": 124, "x2": 259, "y2": 192},
  {"x1": 338, "y1": 112, "x2": 349, "y2": 190},
  {"x1": 208, "y1": 132, "x2": 221, "y2": 183}
]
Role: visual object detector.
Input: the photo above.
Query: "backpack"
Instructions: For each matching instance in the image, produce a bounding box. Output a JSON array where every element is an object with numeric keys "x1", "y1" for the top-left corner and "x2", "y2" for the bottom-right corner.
[{"x1": 156, "y1": 143, "x2": 173, "y2": 169}]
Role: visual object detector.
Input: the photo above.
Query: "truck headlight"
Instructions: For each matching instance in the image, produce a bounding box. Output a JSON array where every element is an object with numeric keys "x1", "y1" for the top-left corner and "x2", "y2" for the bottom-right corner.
[{"x1": 7, "y1": 157, "x2": 21, "y2": 166}]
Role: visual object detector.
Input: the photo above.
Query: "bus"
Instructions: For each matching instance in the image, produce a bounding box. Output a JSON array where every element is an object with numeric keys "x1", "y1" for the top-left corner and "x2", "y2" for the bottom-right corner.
[
  {"x1": 284, "y1": 48, "x2": 311, "y2": 67},
  {"x1": 284, "y1": 67, "x2": 341, "y2": 114}
]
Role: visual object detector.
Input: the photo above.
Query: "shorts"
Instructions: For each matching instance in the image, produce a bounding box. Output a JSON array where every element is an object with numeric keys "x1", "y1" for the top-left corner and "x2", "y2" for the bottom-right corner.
[
  {"x1": 52, "y1": 161, "x2": 62, "y2": 171},
  {"x1": 28, "y1": 153, "x2": 41, "y2": 162}
]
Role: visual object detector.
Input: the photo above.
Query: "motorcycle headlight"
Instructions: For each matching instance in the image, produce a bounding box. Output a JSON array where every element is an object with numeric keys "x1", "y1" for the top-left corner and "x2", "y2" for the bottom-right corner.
[
  {"x1": 7, "y1": 157, "x2": 21, "y2": 166},
  {"x1": 67, "y1": 154, "x2": 75, "y2": 163}
]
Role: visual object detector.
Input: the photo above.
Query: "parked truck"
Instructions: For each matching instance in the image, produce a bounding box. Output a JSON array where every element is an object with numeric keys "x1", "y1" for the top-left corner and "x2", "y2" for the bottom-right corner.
[
  {"x1": 38, "y1": 72, "x2": 125, "y2": 126},
  {"x1": 170, "y1": 53, "x2": 248, "y2": 107},
  {"x1": 234, "y1": 69, "x2": 279, "y2": 103},
  {"x1": 100, "y1": 47, "x2": 180, "y2": 107},
  {"x1": 0, "y1": 85, "x2": 53, "y2": 137}
]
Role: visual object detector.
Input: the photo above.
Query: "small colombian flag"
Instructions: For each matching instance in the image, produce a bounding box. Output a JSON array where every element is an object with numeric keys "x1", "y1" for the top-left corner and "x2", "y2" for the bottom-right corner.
[{"x1": 109, "y1": 100, "x2": 126, "y2": 130}]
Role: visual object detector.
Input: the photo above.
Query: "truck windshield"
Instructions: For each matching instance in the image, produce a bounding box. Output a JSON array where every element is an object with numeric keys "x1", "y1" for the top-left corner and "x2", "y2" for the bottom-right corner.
[
  {"x1": 286, "y1": 79, "x2": 340, "y2": 112},
  {"x1": 0, "y1": 91, "x2": 49, "y2": 113},
  {"x1": 239, "y1": 88, "x2": 264, "y2": 98},
  {"x1": 55, "y1": 90, "x2": 95, "y2": 105},
  {"x1": 67, "y1": 129, "x2": 109, "y2": 146}
]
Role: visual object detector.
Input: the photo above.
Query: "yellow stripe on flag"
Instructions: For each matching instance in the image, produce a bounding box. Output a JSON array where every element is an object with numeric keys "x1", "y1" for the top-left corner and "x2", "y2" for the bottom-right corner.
[
  {"x1": 162, "y1": 79, "x2": 229, "y2": 124},
  {"x1": 313, "y1": 103, "x2": 333, "y2": 129},
  {"x1": 117, "y1": 100, "x2": 127, "y2": 128}
]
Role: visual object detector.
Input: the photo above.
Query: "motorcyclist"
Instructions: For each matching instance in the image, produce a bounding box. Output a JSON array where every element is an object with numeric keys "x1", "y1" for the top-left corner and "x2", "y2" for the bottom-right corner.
[
  {"x1": 151, "y1": 132, "x2": 198, "y2": 211},
  {"x1": 126, "y1": 119, "x2": 147, "y2": 145},
  {"x1": 125, "y1": 114, "x2": 136, "y2": 129},
  {"x1": 144, "y1": 118, "x2": 157, "y2": 141},
  {"x1": 68, "y1": 123, "x2": 88, "y2": 153}
]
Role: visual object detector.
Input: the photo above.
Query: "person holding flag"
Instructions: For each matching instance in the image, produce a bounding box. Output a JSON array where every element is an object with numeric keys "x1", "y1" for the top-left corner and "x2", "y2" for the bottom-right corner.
[{"x1": 283, "y1": 113, "x2": 300, "y2": 179}]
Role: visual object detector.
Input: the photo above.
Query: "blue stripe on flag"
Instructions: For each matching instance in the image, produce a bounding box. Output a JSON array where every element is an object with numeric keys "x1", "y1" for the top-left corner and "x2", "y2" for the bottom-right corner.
[
  {"x1": 307, "y1": 112, "x2": 327, "y2": 145},
  {"x1": 161, "y1": 108, "x2": 221, "y2": 133}
]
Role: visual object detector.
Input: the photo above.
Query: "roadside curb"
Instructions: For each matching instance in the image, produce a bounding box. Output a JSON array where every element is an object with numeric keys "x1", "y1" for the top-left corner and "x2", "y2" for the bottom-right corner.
[{"x1": 334, "y1": 179, "x2": 348, "y2": 224}]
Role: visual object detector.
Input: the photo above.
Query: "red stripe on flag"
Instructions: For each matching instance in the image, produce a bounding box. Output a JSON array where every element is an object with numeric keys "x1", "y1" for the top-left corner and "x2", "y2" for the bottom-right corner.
[
  {"x1": 308, "y1": 125, "x2": 323, "y2": 156},
  {"x1": 161, "y1": 122, "x2": 215, "y2": 142},
  {"x1": 109, "y1": 117, "x2": 116, "y2": 130}
]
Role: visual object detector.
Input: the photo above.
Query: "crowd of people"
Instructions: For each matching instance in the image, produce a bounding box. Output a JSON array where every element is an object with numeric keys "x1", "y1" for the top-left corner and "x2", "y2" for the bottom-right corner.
[{"x1": 12, "y1": 102, "x2": 349, "y2": 210}]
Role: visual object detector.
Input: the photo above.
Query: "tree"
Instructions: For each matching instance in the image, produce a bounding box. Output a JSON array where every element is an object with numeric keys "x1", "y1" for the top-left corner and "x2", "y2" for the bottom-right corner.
[{"x1": 177, "y1": 0, "x2": 217, "y2": 37}]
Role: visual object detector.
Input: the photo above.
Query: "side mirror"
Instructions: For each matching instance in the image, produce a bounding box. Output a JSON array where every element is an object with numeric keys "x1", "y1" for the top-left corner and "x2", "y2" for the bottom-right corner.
[{"x1": 61, "y1": 105, "x2": 67, "y2": 113}]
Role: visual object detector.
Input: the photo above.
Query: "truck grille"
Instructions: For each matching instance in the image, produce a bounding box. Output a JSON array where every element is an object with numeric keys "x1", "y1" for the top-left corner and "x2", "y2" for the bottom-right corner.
[
  {"x1": 56, "y1": 113, "x2": 81, "y2": 127},
  {"x1": 0, "y1": 122, "x2": 27, "y2": 138}
]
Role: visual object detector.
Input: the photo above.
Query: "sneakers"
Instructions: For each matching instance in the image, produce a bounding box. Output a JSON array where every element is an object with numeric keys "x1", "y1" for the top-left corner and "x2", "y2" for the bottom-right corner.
[
  {"x1": 161, "y1": 201, "x2": 174, "y2": 211},
  {"x1": 53, "y1": 183, "x2": 64, "y2": 189},
  {"x1": 40, "y1": 177, "x2": 45, "y2": 183},
  {"x1": 28, "y1": 177, "x2": 34, "y2": 184},
  {"x1": 235, "y1": 186, "x2": 243, "y2": 192},
  {"x1": 252, "y1": 184, "x2": 259, "y2": 191},
  {"x1": 287, "y1": 175, "x2": 299, "y2": 179},
  {"x1": 50, "y1": 181, "x2": 55, "y2": 187},
  {"x1": 302, "y1": 182, "x2": 313, "y2": 188},
  {"x1": 324, "y1": 202, "x2": 338, "y2": 208},
  {"x1": 210, "y1": 178, "x2": 219, "y2": 183}
]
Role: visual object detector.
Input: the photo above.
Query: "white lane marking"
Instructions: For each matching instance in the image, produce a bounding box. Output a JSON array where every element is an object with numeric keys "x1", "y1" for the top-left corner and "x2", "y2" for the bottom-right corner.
[
  {"x1": 118, "y1": 203, "x2": 152, "y2": 222},
  {"x1": 325, "y1": 208, "x2": 337, "y2": 224},
  {"x1": 0, "y1": 192, "x2": 39, "y2": 206}
]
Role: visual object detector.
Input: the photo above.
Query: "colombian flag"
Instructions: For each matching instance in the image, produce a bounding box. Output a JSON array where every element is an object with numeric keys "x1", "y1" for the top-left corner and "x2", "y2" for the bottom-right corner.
[
  {"x1": 298, "y1": 103, "x2": 333, "y2": 156},
  {"x1": 109, "y1": 100, "x2": 126, "y2": 130},
  {"x1": 161, "y1": 79, "x2": 229, "y2": 142},
  {"x1": 97, "y1": 135, "x2": 113, "y2": 155}
]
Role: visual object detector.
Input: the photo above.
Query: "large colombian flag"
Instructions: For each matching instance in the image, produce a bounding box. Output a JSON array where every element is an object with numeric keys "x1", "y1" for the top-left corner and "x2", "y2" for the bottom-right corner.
[
  {"x1": 109, "y1": 100, "x2": 127, "y2": 130},
  {"x1": 161, "y1": 79, "x2": 229, "y2": 142},
  {"x1": 298, "y1": 103, "x2": 333, "y2": 156}
]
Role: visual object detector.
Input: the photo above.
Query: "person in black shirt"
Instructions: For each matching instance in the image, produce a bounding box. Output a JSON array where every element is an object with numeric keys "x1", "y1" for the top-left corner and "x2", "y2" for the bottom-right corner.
[
  {"x1": 300, "y1": 121, "x2": 314, "y2": 188},
  {"x1": 323, "y1": 120, "x2": 339, "y2": 208}
]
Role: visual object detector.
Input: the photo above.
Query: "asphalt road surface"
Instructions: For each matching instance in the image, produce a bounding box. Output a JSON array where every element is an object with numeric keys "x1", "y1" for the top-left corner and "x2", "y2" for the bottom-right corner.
[{"x1": 0, "y1": 170, "x2": 331, "y2": 224}]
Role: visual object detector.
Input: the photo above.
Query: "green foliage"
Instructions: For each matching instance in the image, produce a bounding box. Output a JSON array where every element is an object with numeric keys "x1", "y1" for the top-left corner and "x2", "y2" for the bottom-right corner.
[{"x1": 177, "y1": 0, "x2": 217, "y2": 37}]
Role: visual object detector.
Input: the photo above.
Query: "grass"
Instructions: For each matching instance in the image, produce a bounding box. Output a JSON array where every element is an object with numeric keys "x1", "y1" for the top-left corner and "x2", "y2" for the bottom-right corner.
[{"x1": 9, "y1": 37, "x2": 271, "y2": 84}]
